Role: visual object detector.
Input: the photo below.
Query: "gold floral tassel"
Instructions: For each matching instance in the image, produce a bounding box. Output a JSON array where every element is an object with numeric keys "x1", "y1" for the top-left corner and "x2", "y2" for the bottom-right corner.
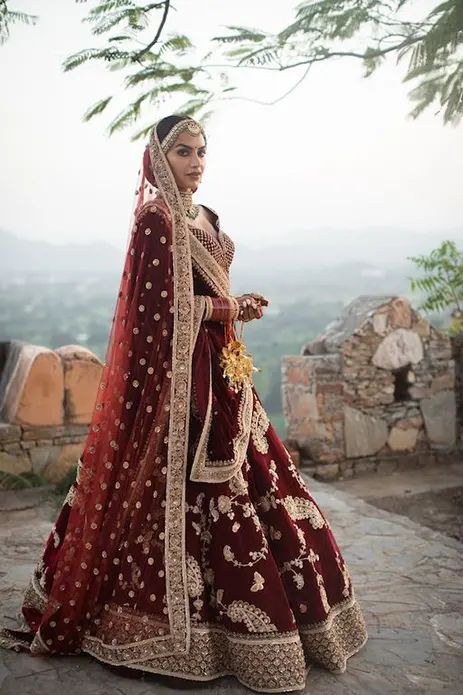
[{"x1": 220, "y1": 320, "x2": 261, "y2": 393}]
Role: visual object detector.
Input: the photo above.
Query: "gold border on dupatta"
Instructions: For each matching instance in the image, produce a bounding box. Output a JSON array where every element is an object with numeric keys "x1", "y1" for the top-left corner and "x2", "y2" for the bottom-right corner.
[
  {"x1": 141, "y1": 129, "x2": 196, "y2": 656},
  {"x1": 188, "y1": 231, "x2": 254, "y2": 483}
]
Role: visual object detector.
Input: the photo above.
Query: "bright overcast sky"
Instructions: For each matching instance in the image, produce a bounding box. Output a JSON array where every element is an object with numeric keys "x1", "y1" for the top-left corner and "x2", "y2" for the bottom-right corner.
[{"x1": 1, "y1": 0, "x2": 462, "y2": 250}]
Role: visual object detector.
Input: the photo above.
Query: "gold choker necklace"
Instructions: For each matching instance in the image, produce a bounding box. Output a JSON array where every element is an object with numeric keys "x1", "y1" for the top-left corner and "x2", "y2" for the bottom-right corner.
[{"x1": 180, "y1": 188, "x2": 200, "y2": 221}]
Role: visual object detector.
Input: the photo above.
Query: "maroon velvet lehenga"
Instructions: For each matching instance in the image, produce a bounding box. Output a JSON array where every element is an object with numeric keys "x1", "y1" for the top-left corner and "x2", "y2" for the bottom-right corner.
[{"x1": 0, "y1": 124, "x2": 367, "y2": 692}]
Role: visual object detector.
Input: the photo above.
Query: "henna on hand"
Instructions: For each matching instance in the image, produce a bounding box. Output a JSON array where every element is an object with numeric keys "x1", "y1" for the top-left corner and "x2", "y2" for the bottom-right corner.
[{"x1": 235, "y1": 294, "x2": 266, "y2": 322}]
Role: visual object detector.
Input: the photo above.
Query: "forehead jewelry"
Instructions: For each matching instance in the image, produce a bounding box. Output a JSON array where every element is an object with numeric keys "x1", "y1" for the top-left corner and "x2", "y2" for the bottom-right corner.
[{"x1": 160, "y1": 119, "x2": 205, "y2": 154}]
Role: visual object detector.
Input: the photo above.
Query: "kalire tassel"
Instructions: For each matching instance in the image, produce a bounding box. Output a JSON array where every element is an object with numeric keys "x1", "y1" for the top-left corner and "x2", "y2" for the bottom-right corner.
[{"x1": 219, "y1": 320, "x2": 261, "y2": 393}]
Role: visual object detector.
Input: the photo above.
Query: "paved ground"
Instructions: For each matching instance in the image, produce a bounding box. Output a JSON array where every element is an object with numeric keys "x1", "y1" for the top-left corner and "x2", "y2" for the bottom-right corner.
[
  {"x1": 332, "y1": 462, "x2": 463, "y2": 542},
  {"x1": 1, "y1": 472, "x2": 462, "y2": 695}
]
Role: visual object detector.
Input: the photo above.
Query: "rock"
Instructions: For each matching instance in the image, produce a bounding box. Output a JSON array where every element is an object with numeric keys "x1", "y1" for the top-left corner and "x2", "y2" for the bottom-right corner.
[
  {"x1": 300, "y1": 462, "x2": 316, "y2": 477},
  {"x1": 353, "y1": 459, "x2": 377, "y2": 475},
  {"x1": 14, "y1": 349, "x2": 64, "y2": 426},
  {"x1": 376, "y1": 458, "x2": 399, "y2": 474},
  {"x1": 3, "y1": 442, "x2": 22, "y2": 454},
  {"x1": 395, "y1": 416, "x2": 423, "y2": 429},
  {"x1": 344, "y1": 406, "x2": 388, "y2": 458},
  {"x1": 284, "y1": 446, "x2": 300, "y2": 468},
  {"x1": 56, "y1": 345, "x2": 103, "y2": 424},
  {"x1": 0, "y1": 423, "x2": 21, "y2": 443},
  {"x1": 282, "y1": 359, "x2": 313, "y2": 387},
  {"x1": 388, "y1": 298, "x2": 412, "y2": 329},
  {"x1": 409, "y1": 385, "x2": 430, "y2": 400},
  {"x1": 282, "y1": 388, "x2": 322, "y2": 442},
  {"x1": 413, "y1": 317, "x2": 431, "y2": 338},
  {"x1": 314, "y1": 463, "x2": 339, "y2": 481},
  {"x1": 373, "y1": 312, "x2": 388, "y2": 335},
  {"x1": 388, "y1": 427, "x2": 419, "y2": 452},
  {"x1": 431, "y1": 373, "x2": 455, "y2": 393},
  {"x1": 0, "y1": 451, "x2": 31, "y2": 475},
  {"x1": 42, "y1": 443, "x2": 81, "y2": 483},
  {"x1": 19, "y1": 440, "x2": 36, "y2": 450},
  {"x1": 21, "y1": 425, "x2": 65, "y2": 440},
  {"x1": 420, "y1": 390, "x2": 457, "y2": 448},
  {"x1": 372, "y1": 328, "x2": 424, "y2": 370},
  {"x1": 338, "y1": 460, "x2": 354, "y2": 479},
  {"x1": 29, "y1": 445, "x2": 61, "y2": 474},
  {"x1": 301, "y1": 339, "x2": 326, "y2": 355}
]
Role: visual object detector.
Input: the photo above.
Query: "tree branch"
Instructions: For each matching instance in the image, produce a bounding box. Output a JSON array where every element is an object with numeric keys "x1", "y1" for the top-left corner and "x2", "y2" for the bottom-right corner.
[
  {"x1": 133, "y1": 0, "x2": 170, "y2": 62},
  {"x1": 273, "y1": 34, "x2": 424, "y2": 71}
]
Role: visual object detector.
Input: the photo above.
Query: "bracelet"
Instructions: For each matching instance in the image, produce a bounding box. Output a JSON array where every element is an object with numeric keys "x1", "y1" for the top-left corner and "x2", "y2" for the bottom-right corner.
[
  {"x1": 230, "y1": 296, "x2": 240, "y2": 321},
  {"x1": 209, "y1": 297, "x2": 229, "y2": 322},
  {"x1": 204, "y1": 295, "x2": 214, "y2": 321}
]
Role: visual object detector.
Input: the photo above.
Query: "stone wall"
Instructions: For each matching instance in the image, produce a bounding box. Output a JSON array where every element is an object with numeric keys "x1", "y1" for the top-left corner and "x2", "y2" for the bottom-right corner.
[
  {"x1": 0, "y1": 341, "x2": 103, "y2": 483},
  {"x1": 0, "y1": 422, "x2": 90, "y2": 482},
  {"x1": 282, "y1": 296, "x2": 460, "y2": 481}
]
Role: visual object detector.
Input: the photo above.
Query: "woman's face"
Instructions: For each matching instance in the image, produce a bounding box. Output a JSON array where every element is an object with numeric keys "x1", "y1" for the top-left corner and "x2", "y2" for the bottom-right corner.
[{"x1": 166, "y1": 130, "x2": 206, "y2": 193}]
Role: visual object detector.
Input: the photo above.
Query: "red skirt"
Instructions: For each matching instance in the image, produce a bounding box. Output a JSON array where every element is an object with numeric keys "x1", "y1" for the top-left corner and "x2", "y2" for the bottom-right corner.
[{"x1": 0, "y1": 321, "x2": 367, "y2": 692}]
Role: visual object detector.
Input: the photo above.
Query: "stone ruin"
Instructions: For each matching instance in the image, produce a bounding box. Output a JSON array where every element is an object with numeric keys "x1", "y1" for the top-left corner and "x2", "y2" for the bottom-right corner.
[
  {"x1": 281, "y1": 295, "x2": 461, "y2": 480},
  {"x1": 1, "y1": 295, "x2": 461, "y2": 486},
  {"x1": 0, "y1": 341, "x2": 103, "y2": 482}
]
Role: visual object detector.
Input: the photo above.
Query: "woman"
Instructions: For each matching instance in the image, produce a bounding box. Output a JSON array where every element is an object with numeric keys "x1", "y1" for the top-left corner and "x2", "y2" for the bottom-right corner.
[{"x1": 1, "y1": 115, "x2": 368, "y2": 692}]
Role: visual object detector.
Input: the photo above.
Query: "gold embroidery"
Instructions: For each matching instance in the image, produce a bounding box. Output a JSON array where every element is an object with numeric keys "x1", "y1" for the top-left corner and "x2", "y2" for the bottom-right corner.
[
  {"x1": 186, "y1": 554, "x2": 205, "y2": 599},
  {"x1": 251, "y1": 399, "x2": 270, "y2": 454},
  {"x1": 189, "y1": 381, "x2": 254, "y2": 483},
  {"x1": 189, "y1": 225, "x2": 235, "y2": 272},
  {"x1": 148, "y1": 127, "x2": 195, "y2": 655},
  {"x1": 221, "y1": 597, "x2": 278, "y2": 633},
  {"x1": 335, "y1": 551, "x2": 352, "y2": 598},
  {"x1": 250, "y1": 571, "x2": 265, "y2": 592},
  {"x1": 189, "y1": 230, "x2": 230, "y2": 297},
  {"x1": 83, "y1": 625, "x2": 307, "y2": 691},
  {"x1": 63, "y1": 483, "x2": 76, "y2": 507},
  {"x1": 30, "y1": 628, "x2": 51, "y2": 655},
  {"x1": 81, "y1": 597, "x2": 367, "y2": 691},
  {"x1": 281, "y1": 496, "x2": 326, "y2": 529},
  {"x1": 300, "y1": 596, "x2": 368, "y2": 673},
  {"x1": 192, "y1": 295, "x2": 207, "y2": 346}
]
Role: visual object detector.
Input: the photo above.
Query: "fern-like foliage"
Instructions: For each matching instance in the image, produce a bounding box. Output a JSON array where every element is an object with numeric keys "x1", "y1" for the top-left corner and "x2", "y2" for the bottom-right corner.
[
  {"x1": 4, "y1": 1, "x2": 461, "y2": 133},
  {"x1": 0, "y1": 1, "x2": 38, "y2": 45},
  {"x1": 213, "y1": 0, "x2": 463, "y2": 125},
  {"x1": 407, "y1": 240, "x2": 463, "y2": 336},
  {"x1": 62, "y1": 1, "x2": 218, "y2": 137}
]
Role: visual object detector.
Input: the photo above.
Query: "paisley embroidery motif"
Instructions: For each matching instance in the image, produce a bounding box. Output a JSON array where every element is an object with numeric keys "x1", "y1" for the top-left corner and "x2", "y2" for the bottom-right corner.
[
  {"x1": 281, "y1": 496, "x2": 326, "y2": 529},
  {"x1": 214, "y1": 591, "x2": 278, "y2": 633},
  {"x1": 186, "y1": 554, "x2": 205, "y2": 599}
]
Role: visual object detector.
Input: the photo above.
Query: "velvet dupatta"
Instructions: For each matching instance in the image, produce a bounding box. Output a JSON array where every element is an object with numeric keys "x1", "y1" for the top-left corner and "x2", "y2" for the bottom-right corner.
[{"x1": 0, "y1": 124, "x2": 250, "y2": 660}]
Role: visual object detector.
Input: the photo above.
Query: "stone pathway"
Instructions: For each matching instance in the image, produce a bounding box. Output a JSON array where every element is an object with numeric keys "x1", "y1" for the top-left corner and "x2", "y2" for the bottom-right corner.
[{"x1": 1, "y1": 475, "x2": 462, "y2": 694}]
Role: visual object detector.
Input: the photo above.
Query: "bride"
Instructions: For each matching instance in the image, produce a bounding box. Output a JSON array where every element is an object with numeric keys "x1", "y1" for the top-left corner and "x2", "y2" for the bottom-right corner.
[{"x1": 0, "y1": 114, "x2": 368, "y2": 692}]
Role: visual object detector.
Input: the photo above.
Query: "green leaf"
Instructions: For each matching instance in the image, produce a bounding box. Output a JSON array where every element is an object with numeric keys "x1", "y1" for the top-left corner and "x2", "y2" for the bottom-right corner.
[{"x1": 83, "y1": 96, "x2": 113, "y2": 121}]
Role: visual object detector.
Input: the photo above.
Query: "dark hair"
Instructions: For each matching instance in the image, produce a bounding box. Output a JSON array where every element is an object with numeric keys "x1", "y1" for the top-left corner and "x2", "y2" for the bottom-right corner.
[{"x1": 155, "y1": 114, "x2": 207, "y2": 145}]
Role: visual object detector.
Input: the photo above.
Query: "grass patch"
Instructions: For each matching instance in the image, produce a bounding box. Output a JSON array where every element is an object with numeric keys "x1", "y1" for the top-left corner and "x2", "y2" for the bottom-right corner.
[
  {"x1": 47, "y1": 465, "x2": 78, "y2": 512},
  {"x1": 0, "y1": 470, "x2": 49, "y2": 491}
]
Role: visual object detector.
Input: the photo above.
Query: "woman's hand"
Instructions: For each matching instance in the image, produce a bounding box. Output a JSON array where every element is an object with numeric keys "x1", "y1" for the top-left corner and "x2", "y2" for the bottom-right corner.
[{"x1": 234, "y1": 293, "x2": 269, "y2": 322}]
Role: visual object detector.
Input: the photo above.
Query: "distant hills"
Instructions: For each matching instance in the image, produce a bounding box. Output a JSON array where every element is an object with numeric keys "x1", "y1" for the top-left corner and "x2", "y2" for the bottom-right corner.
[
  {"x1": 0, "y1": 229, "x2": 123, "y2": 273},
  {"x1": 1, "y1": 226, "x2": 461, "y2": 306}
]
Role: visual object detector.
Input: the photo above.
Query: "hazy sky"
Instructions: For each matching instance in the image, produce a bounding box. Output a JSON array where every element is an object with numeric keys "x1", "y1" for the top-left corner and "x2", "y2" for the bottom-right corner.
[{"x1": 1, "y1": 0, "x2": 462, "y2": 251}]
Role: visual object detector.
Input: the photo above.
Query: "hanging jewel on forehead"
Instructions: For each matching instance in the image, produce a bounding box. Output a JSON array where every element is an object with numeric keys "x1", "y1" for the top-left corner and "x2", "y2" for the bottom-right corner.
[{"x1": 180, "y1": 188, "x2": 200, "y2": 221}]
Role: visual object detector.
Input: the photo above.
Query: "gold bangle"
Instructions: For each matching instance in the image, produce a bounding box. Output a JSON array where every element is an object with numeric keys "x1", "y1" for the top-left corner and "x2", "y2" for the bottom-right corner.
[
  {"x1": 204, "y1": 296, "x2": 213, "y2": 321},
  {"x1": 230, "y1": 296, "x2": 240, "y2": 321}
]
